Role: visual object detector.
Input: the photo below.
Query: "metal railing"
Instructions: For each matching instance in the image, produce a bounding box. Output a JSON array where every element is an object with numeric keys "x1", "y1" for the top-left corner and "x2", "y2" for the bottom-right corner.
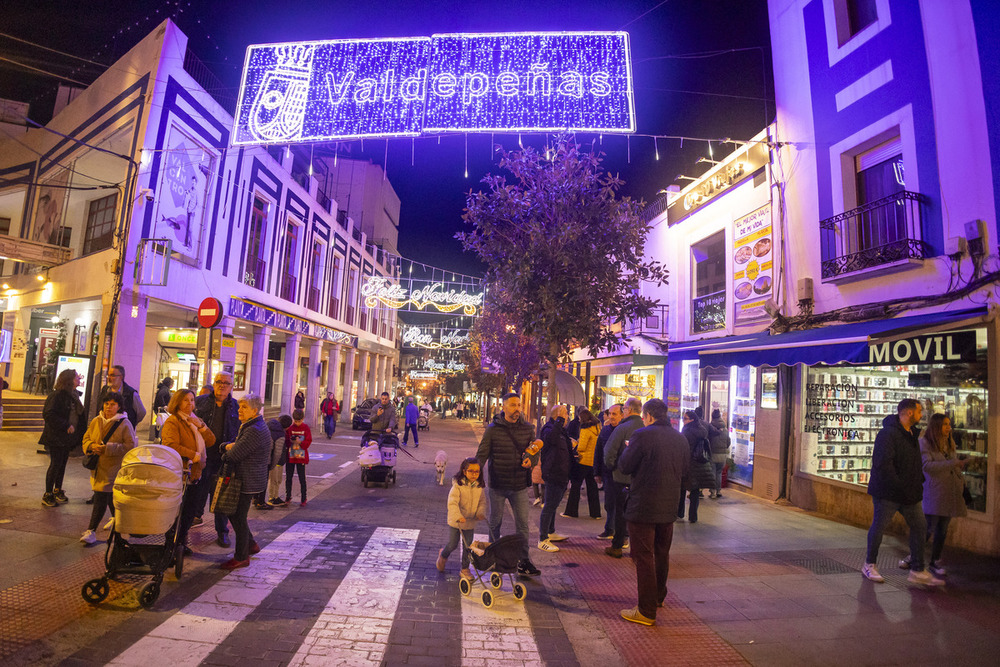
[
  {"x1": 183, "y1": 49, "x2": 236, "y2": 114},
  {"x1": 306, "y1": 287, "x2": 321, "y2": 311},
  {"x1": 243, "y1": 256, "x2": 267, "y2": 289},
  {"x1": 819, "y1": 191, "x2": 930, "y2": 279},
  {"x1": 619, "y1": 304, "x2": 669, "y2": 337},
  {"x1": 279, "y1": 273, "x2": 297, "y2": 302}
]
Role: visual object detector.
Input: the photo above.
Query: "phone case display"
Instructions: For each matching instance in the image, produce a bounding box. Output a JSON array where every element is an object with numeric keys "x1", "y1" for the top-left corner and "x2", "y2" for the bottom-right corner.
[
  {"x1": 728, "y1": 365, "x2": 756, "y2": 487},
  {"x1": 681, "y1": 360, "x2": 700, "y2": 414},
  {"x1": 802, "y1": 364, "x2": 988, "y2": 511}
]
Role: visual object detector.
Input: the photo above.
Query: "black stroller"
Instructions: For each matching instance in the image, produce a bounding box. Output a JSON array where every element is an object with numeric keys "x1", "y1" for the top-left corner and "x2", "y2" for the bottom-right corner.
[
  {"x1": 82, "y1": 444, "x2": 188, "y2": 609},
  {"x1": 417, "y1": 407, "x2": 431, "y2": 431},
  {"x1": 359, "y1": 431, "x2": 399, "y2": 488},
  {"x1": 459, "y1": 534, "x2": 528, "y2": 607}
]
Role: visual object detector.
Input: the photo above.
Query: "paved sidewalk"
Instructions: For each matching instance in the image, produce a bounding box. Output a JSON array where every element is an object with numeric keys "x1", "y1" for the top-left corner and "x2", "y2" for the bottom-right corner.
[{"x1": 2, "y1": 416, "x2": 999, "y2": 665}]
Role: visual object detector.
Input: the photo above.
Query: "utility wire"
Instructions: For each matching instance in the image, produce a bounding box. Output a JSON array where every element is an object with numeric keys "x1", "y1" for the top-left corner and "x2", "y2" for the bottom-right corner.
[
  {"x1": 0, "y1": 55, "x2": 88, "y2": 86},
  {"x1": 0, "y1": 31, "x2": 108, "y2": 67}
]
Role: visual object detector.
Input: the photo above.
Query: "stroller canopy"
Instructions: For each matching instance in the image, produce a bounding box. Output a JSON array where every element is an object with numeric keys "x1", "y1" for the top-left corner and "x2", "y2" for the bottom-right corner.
[{"x1": 113, "y1": 444, "x2": 184, "y2": 535}]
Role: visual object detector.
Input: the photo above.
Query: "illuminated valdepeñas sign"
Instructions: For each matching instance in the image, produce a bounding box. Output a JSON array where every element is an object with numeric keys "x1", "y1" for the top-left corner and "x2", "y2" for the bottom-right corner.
[{"x1": 233, "y1": 32, "x2": 634, "y2": 145}]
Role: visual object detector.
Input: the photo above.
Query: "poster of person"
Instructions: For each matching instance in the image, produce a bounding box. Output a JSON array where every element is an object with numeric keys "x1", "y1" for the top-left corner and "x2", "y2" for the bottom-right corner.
[
  {"x1": 153, "y1": 126, "x2": 214, "y2": 261},
  {"x1": 732, "y1": 203, "x2": 773, "y2": 325},
  {"x1": 33, "y1": 168, "x2": 70, "y2": 244}
]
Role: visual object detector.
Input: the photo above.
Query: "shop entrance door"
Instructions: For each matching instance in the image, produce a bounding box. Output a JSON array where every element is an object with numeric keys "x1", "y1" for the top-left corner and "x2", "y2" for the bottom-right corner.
[{"x1": 707, "y1": 377, "x2": 730, "y2": 423}]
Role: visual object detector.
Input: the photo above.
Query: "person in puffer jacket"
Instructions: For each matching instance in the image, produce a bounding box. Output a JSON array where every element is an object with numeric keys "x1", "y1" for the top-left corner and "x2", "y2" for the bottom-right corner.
[
  {"x1": 679, "y1": 411, "x2": 716, "y2": 523},
  {"x1": 436, "y1": 457, "x2": 487, "y2": 579}
]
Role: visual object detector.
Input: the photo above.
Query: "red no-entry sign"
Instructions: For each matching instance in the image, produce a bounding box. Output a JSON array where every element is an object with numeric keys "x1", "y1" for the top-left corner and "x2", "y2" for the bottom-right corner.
[{"x1": 197, "y1": 297, "x2": 223, "y2": 328}]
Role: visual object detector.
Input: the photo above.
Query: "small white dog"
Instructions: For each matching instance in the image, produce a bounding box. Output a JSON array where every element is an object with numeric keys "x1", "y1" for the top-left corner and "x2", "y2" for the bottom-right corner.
[{"x1": 434, "y1": 450, "x2": 448, "y2": 485}]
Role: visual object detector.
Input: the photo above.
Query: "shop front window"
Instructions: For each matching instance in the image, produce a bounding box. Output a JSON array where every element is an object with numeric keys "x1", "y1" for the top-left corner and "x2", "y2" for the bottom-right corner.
[
  {"x1": 800, "y1": 328, "x2": 988, "y2": 512},
  {"x1": 728, "y1": 365, "x2": 756, "y2": 486}
]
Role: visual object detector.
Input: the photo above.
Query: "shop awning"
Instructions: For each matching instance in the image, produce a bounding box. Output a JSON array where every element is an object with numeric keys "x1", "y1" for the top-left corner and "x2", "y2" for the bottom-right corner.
[
  {"x1": 552, "y1": 369, "x2": 587, "y2": 406},
  {"x1": 671, "y1": 307, "x2": 989, "y2": 368}
]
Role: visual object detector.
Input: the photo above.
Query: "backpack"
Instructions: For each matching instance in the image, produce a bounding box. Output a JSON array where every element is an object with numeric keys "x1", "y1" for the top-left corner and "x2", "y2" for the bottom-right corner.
[{"x1": 694, "y1": 436, "x2": 712, "y2": 464}]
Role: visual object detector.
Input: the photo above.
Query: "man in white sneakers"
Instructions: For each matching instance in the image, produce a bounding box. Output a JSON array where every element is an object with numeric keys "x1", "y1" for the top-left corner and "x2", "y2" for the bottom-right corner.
[{"x1": 862, "y1": 398, "x2": 943, "y2": 586}]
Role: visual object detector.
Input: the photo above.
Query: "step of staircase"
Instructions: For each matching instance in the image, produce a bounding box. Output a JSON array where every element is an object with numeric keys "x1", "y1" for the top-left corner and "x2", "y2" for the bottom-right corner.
[{"x1": 2, "y1": 395, "x2": 47, "y2": 432}]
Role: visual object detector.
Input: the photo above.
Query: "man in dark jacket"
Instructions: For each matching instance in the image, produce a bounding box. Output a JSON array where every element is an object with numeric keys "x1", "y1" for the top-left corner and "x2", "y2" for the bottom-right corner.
[
  {"x1": 595, "y1": 404, "x2": 622, "y2": 539},
  {"x1": 864, "y1": 398, "x2": 943, "y2": 586},
  {"x1": 537, "y1": 405, "x2": 574, "y2": 552},
  {"x1": 194, "y1": 371, "x2": 241, "y2": 547},
  {"x1": 476, "y1": 392, "x2": 543, "y2": 577},
  {"x1": 151, "y1": 377, "x2": 174, "y2": 439},
  {"x1": 617, "y1": 398, "x2": 689, "y2": 626},
  {"x1": 98, "y1": 365, "x2": 146, "y2": 428},
  {"x1": 603, "y1": 397, "x2": 644, "y2": 557}
]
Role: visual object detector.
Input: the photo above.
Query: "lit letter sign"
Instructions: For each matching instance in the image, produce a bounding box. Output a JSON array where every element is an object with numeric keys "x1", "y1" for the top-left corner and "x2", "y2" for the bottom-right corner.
[
  {"x1": 361, "y1": 276, "x2": 484, "y2": 316},
  {"x1": 233, "y1": 32, "x2": 634, "y2": 145}
]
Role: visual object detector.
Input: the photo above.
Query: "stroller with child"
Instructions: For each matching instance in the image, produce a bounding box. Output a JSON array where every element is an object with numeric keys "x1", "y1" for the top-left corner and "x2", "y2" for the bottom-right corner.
[
  {"x1": 81, "y1": 444, "x2": 188, "y2": 609},
  {"x1": 417, "y1": 407, "x2": 431, "y2": 431},
  {"x1": 459, "y1": 533, "x2": 528, "y2": 607},
  {"x1": 359, "y1": 431, "x2": 399, "y2": 488}
]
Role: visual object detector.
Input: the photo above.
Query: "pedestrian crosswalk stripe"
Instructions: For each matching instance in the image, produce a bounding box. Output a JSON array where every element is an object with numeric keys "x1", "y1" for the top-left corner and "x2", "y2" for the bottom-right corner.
[
  {"x1": 108, "y1": 522, "x2": 337, "y2": 666},
  {"x1": 460, "y1": 532, "x2": 543, "y2": 664},
  {"x1": 287, "y1": 526, "x2": 419, "y2": 666}
]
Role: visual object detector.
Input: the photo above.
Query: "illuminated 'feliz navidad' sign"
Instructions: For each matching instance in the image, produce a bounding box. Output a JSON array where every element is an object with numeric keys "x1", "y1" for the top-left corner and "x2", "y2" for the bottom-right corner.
[
  {"x1": 233, "y1": 31, "x2": 634, "y2": 144},
  {"x1": 362, "y1": 276, "x2": 483, "y2": 315}
]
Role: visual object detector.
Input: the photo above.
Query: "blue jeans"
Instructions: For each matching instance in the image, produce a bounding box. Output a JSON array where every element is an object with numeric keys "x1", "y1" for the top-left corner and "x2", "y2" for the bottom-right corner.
[
  {"x1": 712, "y1": 462, "x2": 724, "y2": 493},
  {"x1": 403, "y1": 423, "x2": 419, "y2": 445},
  {"x1": 539, "y1": 481, "x2": 567, "y2": 541},
  {"x1": 866, "y1": 497, "x2": 926, "y2": 571},
  {"x1": 487, "y1": 486, "x2": 530, "y2": 560},
  {"x1": 323, "y1": 414, "x2": 336, "y2": 438},
  {"x1": 441, "y1": 526, "x2": 474, "y2": 568},
  {"x1": 926, "y1": 515, "x2": 951, "y2": 565}
]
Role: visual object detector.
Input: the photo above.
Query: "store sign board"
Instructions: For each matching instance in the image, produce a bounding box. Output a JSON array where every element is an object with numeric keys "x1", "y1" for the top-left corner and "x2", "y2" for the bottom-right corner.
[
  {"x1": 228, "y1": 298, "x2": 354, "y2": 345},
  {"x1": 667, "y1": 141, "x2": 770, "y2": 225},
  {"x1": 868, "y1": 331, "x2": 976, "y2": 365},
  {"x1": 233, "y1": 32, "x2": 634, "y2": 144},
  {"x1": 733, "y1": 204, "x2": 773, "y2": 325}
]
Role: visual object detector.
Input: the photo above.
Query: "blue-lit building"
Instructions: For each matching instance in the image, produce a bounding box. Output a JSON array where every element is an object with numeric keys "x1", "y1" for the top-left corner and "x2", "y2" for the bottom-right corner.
[{"x1": 0, "y1": 21, "x2": 400, "y2": 427}]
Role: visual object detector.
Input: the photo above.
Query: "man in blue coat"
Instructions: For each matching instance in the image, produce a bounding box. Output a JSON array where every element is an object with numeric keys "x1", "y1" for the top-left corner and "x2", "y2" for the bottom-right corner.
[{"x1": 617, "y1": 398, "x2": 689, "y2": 626}]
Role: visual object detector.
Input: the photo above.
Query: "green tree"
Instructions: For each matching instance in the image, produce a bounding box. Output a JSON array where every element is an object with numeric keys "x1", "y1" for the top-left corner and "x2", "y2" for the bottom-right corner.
[{"x1": 458, "y1": 137, "x2": 667, "y2": 411}]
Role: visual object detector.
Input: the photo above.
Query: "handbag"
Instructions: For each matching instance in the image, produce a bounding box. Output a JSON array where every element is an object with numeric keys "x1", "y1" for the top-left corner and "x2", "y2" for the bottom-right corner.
[
  {"x1": 211, "y1": 464, "x2": 242, "y2": 514},
  {"x1": 83, "y1": 419, "x2": 123, "y2": 470}
]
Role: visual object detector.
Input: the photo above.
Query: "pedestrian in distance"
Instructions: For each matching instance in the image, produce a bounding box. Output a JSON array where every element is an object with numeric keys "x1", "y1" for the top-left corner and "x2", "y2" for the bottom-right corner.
[
  {"x1": 709, "y1": 409, "x2": 730, "y2": 498},
  {"x1": 320, "y1": 392, "x2": 339, "y2": 439},
  {"x1": 563, "y1": 409, "x2": 601, "y2": 519},
  {"x1": 903, "y1": 413, "x2": 968, "y2": 577},
  {"x1": 537, "y1": 404, "x2": 574, "y2": 553},
  {"x1": 39, "y1": 368, "x2": 86, "y2": 507},
  {"x1": 218, "y1": 393, "x2": 272, "y2": 570},
  {"x1": 476, "y1": 392, "x2": 543, "y2": 577},
  {"x1": 617, "y1": 398, "x2": 689, "y2": 626},
  {"x1": 596, "y1": 404, "x2": 623, "y2": 539},
  {"x1": 531, "y1": 457, "x2": 544, "y2": 506},
  {"x1": 603, "y1": 398, "x2": 644, "y2": 557},
  {"x1": 285, "y1": 408, "x2": 311, "y2": 506},
  {"x1": 402, "y1": 395, "x2": 420, "y2": 447},
  {"x1": 98, "y1": 365, "x2": 146, "y2": 428},
  {"x1": 863, "y1": 398, "x2": 944, "y2": 586},
  {"x1": 162, "y1": 388, "x2": 215, "y2": 554},
  {"x1": 679, "y1": 411, "x2": 716, "y2": 523},
  {"x1": 79, "y1": 391, "x2": 137, "y2": 545},
  {"x1": 436, "y1": 457, "x2": 487, "y2": 580},
  {"x1": 151, "y1": 377, "x2": 174, "y2": 439},
  {"x1": 194, "y1": 372, "x2": 239, "y2": 548},
  {"x1": 265, "y1": 414, "x2": 293, "y2": 507},
  {"x1": 294, "y1": 389, "x2": 305, "y2": 410},
  {"x1": 198, "y1": 384, "x2": 214, "y2": 396}
]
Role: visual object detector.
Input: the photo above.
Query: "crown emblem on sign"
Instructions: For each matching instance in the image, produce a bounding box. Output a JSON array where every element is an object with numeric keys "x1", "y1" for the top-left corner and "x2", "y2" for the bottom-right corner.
[{"x1": 274, "y1": 45, "x2": 315, "y2": 73}]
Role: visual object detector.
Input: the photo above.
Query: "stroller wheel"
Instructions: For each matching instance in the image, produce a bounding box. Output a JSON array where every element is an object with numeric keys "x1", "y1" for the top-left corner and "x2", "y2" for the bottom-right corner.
[
  {"x1": 82, "y1": 578, "x2": 110, "y2": 604},
  {"x1": 513, "y1": 583, "x2": 527, "y2": 601},
  {"x1": 459, "y1": 577, "x2": 472, "y2": 596},
  {"x1": 173, "y1": 543, "x2": 185, "y2": 579},
  {"x1": 490, "y1": 572, "x2": 503, "y2": 589},
  {"x1": 481, "y1": 590, "x2": 494, "y2": 608},
  {"x1": 138, "y1": 581, "x2": 160, "y2": 609}
]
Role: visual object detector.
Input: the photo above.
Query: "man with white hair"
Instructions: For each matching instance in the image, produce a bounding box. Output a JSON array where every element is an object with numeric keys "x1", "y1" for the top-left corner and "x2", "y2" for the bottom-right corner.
[
  {"x1": 194, "y1": 371, "x2": 240, "y2": 548},
  {"x1": 603, "y1": 397, "x2": 644, "y2": 558}
]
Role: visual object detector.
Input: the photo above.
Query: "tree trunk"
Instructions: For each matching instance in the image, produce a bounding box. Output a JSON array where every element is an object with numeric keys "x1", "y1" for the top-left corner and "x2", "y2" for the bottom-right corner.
[{"x1": 545, "y1": 341, "x2": 559, "y2": 424}]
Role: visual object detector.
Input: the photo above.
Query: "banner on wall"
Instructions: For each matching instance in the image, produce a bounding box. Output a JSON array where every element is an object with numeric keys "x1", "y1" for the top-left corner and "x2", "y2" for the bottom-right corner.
[
  {"x1": 153, "y1": 126, "x2": 215, "y2": 261},
  {"x1": 732, "y1": 203, "x2": 772, "y2": 325}
]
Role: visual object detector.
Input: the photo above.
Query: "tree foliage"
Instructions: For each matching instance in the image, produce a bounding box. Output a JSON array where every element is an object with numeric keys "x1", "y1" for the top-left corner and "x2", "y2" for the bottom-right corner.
[
  {"x1": 464, "y1": 290, "x2": 542, "y2": 395},
  {"x1": 458, "y1": 137, "x2": 668, "y2": 371}
]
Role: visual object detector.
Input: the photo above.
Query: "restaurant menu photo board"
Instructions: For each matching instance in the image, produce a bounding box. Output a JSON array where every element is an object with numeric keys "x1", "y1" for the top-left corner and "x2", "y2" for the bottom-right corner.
[{"x1": 732, "y1": 203, "x2": 772, "y2": 325}]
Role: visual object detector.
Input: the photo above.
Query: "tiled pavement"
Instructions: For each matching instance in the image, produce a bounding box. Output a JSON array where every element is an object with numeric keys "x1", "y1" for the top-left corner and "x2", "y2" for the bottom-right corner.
[{"x1": 2, "y1": 417, "x2": 1000, "y2": 665}]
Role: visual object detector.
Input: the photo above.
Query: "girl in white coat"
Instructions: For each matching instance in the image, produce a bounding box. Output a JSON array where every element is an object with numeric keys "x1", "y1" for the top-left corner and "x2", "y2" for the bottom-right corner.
[{"x1": 436, "y1": 457, "x2": 487, "y2": 580}]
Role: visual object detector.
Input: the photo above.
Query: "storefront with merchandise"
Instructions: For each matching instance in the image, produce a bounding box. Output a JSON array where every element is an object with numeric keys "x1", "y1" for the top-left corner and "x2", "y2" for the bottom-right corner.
[{"x1": 674, "y1": 307, "x2": 997, "y2": 554}]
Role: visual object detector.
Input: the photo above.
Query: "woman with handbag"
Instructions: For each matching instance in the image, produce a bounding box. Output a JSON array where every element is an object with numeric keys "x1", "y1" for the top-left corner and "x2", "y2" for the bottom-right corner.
[
  {"x1": 79, "y1": 391, "x2": 137, "y2": 544},
  {"x1": 562, "y1": 409, "x2": 602, "y2": 519},
  {"x1": 39, "y1": 369, "x2": 86, "y2": 507},
  {"x1": 162, "y1": 388, "x2": 215, "y2": 553},
  {"x1": 217, "y1": 393, "x2": 272, "y2": 570}
]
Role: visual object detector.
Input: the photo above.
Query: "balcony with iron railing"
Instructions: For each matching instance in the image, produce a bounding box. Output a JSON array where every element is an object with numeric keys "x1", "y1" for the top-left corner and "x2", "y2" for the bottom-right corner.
[
  {"x1": 819, "y1": 191, "x2": 930, "y2": 280},
  {"x1": 279, "y1": 273, "x2": 297, "y2": 302},
  {"x1": 307, "y1": 286, "x2": 321, "y2": 311},
  {"x1": 243, "y1": 255, "x2": 267, "y2": 289},
  {"x1": 608, "y1": 304, "x2": 670, "y2": 338}
]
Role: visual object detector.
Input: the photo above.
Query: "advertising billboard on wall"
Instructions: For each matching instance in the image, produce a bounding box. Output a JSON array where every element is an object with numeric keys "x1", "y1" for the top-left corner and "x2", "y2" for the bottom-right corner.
[{"x1": 233, "y1": 32, "x2": 634, "y2": 145}]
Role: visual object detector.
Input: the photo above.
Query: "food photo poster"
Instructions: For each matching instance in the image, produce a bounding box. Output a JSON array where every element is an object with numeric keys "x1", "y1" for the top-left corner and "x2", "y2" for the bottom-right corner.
[{"x1": 732, "y1": 203, "x2": 773, "y2": 325}]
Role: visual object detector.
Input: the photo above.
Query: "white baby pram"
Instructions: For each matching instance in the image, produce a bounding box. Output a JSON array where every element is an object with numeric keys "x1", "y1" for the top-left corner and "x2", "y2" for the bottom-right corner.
[{"x1": 82, "y1": 444, "x2": 187, "y2": 609}]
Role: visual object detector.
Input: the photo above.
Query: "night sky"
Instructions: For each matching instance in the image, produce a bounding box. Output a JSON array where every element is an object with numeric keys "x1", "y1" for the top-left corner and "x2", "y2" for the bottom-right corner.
[{"x1": 0, "y1": 0, "x2": 774, "y2": 276}]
